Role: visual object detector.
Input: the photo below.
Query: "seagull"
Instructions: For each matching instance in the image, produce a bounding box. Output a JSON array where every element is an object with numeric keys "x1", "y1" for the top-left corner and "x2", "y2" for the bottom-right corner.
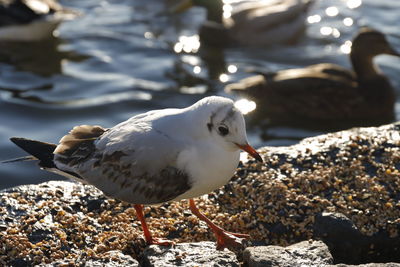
[
  {"x1": 7, "y1": 96, "x2": 263, "y2": 250},
  {"x1": 0, "y1": 0, "x2": 78, "y2": 41}
]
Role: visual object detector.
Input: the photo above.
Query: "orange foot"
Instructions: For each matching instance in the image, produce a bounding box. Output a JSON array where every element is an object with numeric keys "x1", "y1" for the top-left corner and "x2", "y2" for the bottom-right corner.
[
  {"x1": 133, "y1": 204, "x2": 175, "y2": 247},
  {"x1": 214, "y1": 229, "x2": 249, "y2": 250},
  {"x1": 148, "y1": 237, "x2": 175, "y2": 246},
  {"x1": 188, "y1": 199, "x2": 250, "y2": 251}
]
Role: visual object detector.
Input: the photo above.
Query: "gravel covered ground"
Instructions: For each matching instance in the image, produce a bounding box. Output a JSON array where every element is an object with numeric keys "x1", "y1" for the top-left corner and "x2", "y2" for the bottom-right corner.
[
  {"x1": 0, "y1": 122, "x2": 399, "y2": 265},
  {"x1": 216, "y1": 123, "x2": 400, "y2": 245}
]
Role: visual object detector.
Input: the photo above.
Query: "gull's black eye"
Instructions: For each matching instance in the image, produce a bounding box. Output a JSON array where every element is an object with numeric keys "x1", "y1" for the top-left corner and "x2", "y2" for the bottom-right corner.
[{"x1": 218, "y1": 125, "x2": 229, "y2": 136}]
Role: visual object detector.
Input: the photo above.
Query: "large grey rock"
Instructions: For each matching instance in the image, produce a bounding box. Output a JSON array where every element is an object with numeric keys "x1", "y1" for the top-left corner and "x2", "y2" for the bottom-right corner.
[
  {"x1": 314, "y1": 212, "x2": 400, "y2": 264},
  {"x1": 314, "y1": 212, "x2": 365, "y2": 263},
  {"x1": 243, "y1": 240, "x2": 333, "y2": 267},
  {"x1": 142, "y1": 242, "x2": 239, "y2": 267}
]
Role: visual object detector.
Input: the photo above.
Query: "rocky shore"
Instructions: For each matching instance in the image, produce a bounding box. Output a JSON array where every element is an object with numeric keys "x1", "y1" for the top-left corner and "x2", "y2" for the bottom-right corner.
[{"x1": 1, "y1": 122, "x2": 399, "y2": 266}]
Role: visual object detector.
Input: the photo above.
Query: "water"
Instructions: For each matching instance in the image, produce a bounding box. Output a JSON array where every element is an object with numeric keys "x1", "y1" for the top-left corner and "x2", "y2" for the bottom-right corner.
[{"x1": 0, "y1": 0, "x2": 399, "y2": 189}]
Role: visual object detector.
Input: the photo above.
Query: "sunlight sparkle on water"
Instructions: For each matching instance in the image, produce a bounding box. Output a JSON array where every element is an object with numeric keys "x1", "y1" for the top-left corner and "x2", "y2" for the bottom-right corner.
[
  {"x1": 320, "y1": 27, "x2": 340, "y2": 38},
  {"x1": 53, "y1": 30, "x2": 60, "y2": 37},
  {"x1": 307, "y1": 15, "x2": 321, "y2": 24},
  {"x1": 193, "y1": 66, "x2": 201, "y2": 74},
  {"x1": 174, "y1": 43, "x2": 183, "y2": 53},
  {"x1": 28, "y1": 0, "x2": 50, "y2": 13},
  {"x1": 332, "y1": 28, "x2": 341, "y2": 38},
  {"x1": 320, "y1": 27, "x2": 333, "y2": 36},
  {"x1": 347, "y1": 0, "x2": 362, "y2": 9},
  {"x1": 325, "y1": 6, "x2": 339, "y2": 17},
  {"x1": 227, "y1": 64, "x2": 237, "y2": 73},
  {"x1": 223, "y1": 4, "x2": 233, "y2": 19},
  {"x1": 340, "y1": 40, "x2": 352, "y2": 54},
  {"x1": 182, "y1": 55, "x2": 200, "y2": 66},
  {"x1": 219, "y1": 73, "x2": 229, "y2": 83},
  {"x1": 144, "y1": 32, "x2": 154, "y2": 39},
  {"x1": 174, "y1": 35, "x2": 200, "y2": 53},
  {"x1": 343, "y1": 17, "x2": 354, "y2": 26},
  {"x1": 234, "y1": 99, "x2": 256, "y2": 115}
]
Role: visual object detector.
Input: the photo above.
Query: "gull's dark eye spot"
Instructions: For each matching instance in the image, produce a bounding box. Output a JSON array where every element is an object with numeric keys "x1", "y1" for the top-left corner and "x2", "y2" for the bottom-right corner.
[{"x1": 218, "y1": 125, "x2": 229, "y2": 136}]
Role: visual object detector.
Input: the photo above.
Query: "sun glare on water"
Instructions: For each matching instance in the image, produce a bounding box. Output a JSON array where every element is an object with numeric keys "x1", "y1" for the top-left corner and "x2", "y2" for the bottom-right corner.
[
  {"x1": 234, "y1": 99, "x2": 256, "y2": 115},
  {"x1": 340, "y1": 40, "x2": 352, "y2": 54},
  {"x1": 174, "y1": 35, "x2": 201, "y2": 53},
  {"x1": 347, "y1": 0, "x2": 362, "y2": 9}
]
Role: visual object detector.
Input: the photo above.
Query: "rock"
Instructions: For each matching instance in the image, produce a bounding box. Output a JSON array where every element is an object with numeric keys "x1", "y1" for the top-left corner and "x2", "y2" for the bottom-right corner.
[
  {"x1": 84, "y1": 250, "x2": 138, "y2": 266},
  {"x1": 332, "y1": 263, "x2": 400, "y2": 267},
  {"x1": 1, "y1": 122, "x2": 399, "y2": 266},
  {"x1": 243, "y1": 240, "x2": 333, "y2": 267},
  {"x1": 314, "y1": 212, "x2": 400, "y2": 264},
  {"x1": 38, "y1": 250, "x2": 139, "y2": 266},
  {"x1": 0, "y1": 181, "x2": 143, "y2": 266},
  {"x1": 141, "y1": 241, "x2": 239, "y2": 267},
  {"x1": 212, "y1": 122, "x2": 400, "y2": 258},
  {"x1": 314, "y1": 212, "x2": 365, "y2": 263}
]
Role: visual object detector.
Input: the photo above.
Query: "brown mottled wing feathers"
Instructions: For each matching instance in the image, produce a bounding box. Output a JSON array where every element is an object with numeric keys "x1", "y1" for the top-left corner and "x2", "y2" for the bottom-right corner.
[
  {"x1": 54, "y1": 125, "x2": 106, "y2": 166},
  {"x1": 88, "y1": 150, "x2": 191, "y2": 204},
  {"x1": 54, "y1": 124, "x2": 192, "y2": 205},
  {"x1": 95, "y1": 165, "x2": 192, "y2": 205}
]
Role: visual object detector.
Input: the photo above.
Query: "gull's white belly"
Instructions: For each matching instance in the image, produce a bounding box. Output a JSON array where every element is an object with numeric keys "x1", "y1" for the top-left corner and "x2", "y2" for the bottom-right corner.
[{"x1": 175, "y1": 144, "x2": 240, "y2": 200}]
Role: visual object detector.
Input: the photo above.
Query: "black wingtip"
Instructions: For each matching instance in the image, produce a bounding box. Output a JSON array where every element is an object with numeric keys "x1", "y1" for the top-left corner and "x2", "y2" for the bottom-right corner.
[
  {"x1": 10, "y1": 137, "x2": 22, "y2": 144},
  {"x1": 9, "y1": 137, "x2": 57, "y2": 168}
]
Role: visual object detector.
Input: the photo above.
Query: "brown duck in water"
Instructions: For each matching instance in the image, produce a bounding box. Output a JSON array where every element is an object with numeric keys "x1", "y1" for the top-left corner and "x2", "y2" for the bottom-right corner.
[{"x1": 226, "y1": 27, "x2": 400, "y2": 128}]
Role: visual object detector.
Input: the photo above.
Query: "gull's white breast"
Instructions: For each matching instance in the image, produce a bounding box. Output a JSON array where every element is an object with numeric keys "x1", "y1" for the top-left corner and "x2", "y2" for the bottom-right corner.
[{"x1": 174, "y1": 139, "x2": 240, "y2": 200}]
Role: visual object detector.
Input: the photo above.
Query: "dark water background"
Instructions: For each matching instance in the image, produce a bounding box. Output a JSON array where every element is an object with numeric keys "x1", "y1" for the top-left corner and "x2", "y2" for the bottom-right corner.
[{"x1": 0, "y1": 0, "x2": 399, "y2": 189}]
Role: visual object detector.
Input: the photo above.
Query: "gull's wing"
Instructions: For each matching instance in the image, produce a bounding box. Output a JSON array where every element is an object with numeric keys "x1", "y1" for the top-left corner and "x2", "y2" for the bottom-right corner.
[{"x1": 54, "y1": 112, "x2": 192, "y2": 205}]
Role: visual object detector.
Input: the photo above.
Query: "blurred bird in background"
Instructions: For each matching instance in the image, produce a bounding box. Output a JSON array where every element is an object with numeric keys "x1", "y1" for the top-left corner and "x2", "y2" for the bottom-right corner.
[
  {"x1": 0, "y1": 0, "x2": 78, "y2": 41},
  {"x1": 226, "y1": 27, "x2": 400, "y2": 129},
  {"x1": 170, "y1": 0, "x2": 314, "y2": 47}
]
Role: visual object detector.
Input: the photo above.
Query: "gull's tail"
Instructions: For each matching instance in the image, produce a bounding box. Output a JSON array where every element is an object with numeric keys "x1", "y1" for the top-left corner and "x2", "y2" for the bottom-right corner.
[
  {"x1": 7, "y1": 137, "x2": 57, "y2": 168},
  {"x1": 2, "y1": 156, "x2": 36, "y2": 163},
  {"x1": 6, "y1": 137, "x2": 84, "y2": 181}
]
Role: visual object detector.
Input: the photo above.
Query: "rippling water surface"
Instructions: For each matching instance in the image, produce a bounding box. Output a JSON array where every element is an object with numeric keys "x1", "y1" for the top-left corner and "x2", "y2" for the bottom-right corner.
[{"x1": 0, "y1": 0, "x2": 399, "y2": 189}]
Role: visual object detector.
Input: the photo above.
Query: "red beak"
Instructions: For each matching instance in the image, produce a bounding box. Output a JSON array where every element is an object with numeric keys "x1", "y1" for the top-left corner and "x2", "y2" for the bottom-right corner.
[{"x1": 235, "y1": 143, "x2": 263, "y2": 162}]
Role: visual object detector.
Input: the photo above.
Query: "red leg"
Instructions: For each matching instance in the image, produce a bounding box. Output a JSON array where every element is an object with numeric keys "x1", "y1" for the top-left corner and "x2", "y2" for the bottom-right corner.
[
  {"x1": 134, "y1": 204, "x2": 174, "y2": 246},
  {"x1": 189, "y1": 199, "x2": 249, "y2": 250}
]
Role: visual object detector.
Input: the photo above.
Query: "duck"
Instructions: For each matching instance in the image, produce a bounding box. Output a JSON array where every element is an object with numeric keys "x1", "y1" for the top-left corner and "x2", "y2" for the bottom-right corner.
[
  {"x1": 170, "y1": 0, "x2": 314, "y2": 47},
  {"x1": 0, "y1": 0, "x2": 77, "y2": 42},
  {"x1": 225, "y1": 27, "x2": 400, "y2": 128}
]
